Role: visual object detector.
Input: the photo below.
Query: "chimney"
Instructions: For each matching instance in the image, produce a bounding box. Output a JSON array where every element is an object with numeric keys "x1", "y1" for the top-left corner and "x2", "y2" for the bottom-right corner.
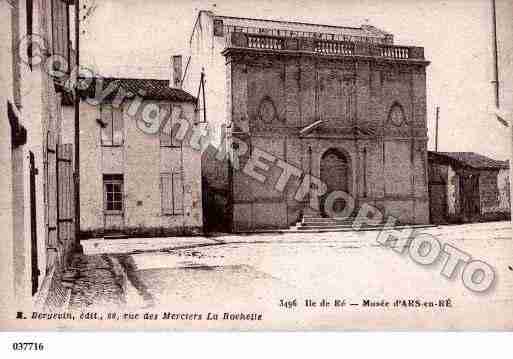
[{"x1": 171, "y1": 55, "x2": 182, "y2": 89}]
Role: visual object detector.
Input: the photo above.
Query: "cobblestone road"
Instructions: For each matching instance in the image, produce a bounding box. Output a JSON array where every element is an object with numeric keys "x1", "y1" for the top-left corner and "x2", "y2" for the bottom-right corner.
[{"x1": 68, "y1": 254, "x2": 125, "y2": 310}]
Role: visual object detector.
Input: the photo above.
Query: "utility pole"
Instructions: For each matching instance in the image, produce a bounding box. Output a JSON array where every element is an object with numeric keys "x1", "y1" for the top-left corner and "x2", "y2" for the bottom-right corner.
[
  {"x1": 490, "y1": 0, "x2": 513, "y2": 221},
  {"x1": 435, "y1": 106, "x2": 440, "y2": 152},
  {"x1": 74, "y1": 0, "x2": 81, "y2": 241},
  {"x1": 491, "y1": 0, "x2": 500, "y2": 108}
]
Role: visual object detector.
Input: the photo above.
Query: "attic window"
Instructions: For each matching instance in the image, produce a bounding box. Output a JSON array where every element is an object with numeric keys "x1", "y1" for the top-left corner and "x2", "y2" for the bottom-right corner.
[{"x1": 213, "y1": 19, "x2": 224, "y2": 36}]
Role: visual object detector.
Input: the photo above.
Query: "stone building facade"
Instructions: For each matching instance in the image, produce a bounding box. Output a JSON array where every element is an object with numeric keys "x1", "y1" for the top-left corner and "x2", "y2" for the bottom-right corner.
[
  {"x1": 65, "y1": 77, "x2": 203, "y2": 238},
  {"x1": 1, "y1": 0, "x2": 75, "y2": 315},
  {"x1": 184, "y1": 11, "x2": 430, "y2": 231}
]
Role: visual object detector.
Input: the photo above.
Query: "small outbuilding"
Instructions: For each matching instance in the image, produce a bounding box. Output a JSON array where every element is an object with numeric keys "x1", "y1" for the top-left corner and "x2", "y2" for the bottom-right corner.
[{"x1": 428, "y1": 151, "x2": 510, "y2": 224}]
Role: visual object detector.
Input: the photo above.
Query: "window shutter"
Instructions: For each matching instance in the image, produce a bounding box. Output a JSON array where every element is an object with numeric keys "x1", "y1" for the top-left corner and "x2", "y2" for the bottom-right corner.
[
  {"x1": 112, "y1": 107, "x2": 124, "y2": 145},
  {"x1": 160, "y1": 173, "x2": 172, "y2": 214},
  {"x1": 172, "y1": 172, "x2": 184, "y2": 213},
  {"x1": 26, "y1": 0, "x2": 33, "y2": 69},
  {"x1": 51, "y1": 0, "x2": 70, "y2": 72},
  {"x1": 100, "y1": 105, "x2": 113, "y2": 146},
  {"x1": 171, "y1": 105, "x2": 184, "y2": 147},
  {"x1": 159, "y1": 104, "x2": 172, "y2": 147}
]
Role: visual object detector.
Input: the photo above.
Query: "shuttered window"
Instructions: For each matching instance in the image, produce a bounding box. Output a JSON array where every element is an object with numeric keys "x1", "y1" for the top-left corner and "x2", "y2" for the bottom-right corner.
[
  {"x1": 160, "y1": 105, "x2": 183, "y2": 147},
  {"x1": 26, "y1": 0, "x2": 33, "y2": 69},
  {"x1": 159, "y1": 104, "x2": 172, "y2": 147},
  {"x1": 100, "y1": 105, "x2": 124, "y2": 146},
  {"x1": 160, "y1": 172, "x2": 183, "y2": 215},
  {"x1": 51, "y1": 0, "x2": 70, "y2": 72}
]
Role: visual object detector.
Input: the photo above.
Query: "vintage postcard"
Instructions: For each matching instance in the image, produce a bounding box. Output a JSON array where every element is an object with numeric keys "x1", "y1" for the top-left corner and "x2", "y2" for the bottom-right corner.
[{"x1": 1, "y1": 0, "x2": 512, "y2": 332}]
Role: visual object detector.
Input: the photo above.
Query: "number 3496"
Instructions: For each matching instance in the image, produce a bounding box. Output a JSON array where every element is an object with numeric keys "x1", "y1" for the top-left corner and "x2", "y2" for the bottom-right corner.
[{"x1": 12, "y1": 342, "x2": 45, "y2": 351}]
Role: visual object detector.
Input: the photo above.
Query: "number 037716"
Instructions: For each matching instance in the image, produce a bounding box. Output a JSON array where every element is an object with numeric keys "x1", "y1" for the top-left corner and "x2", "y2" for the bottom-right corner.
[{"x1": 12, "y1": 342, "x2": 45, "y2": 351}]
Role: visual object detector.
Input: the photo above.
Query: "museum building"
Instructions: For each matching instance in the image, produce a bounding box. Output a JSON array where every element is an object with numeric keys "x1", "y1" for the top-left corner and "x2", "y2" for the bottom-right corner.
[{"x1": 183, "y1": 11, "x2": 431, "y2": 231}]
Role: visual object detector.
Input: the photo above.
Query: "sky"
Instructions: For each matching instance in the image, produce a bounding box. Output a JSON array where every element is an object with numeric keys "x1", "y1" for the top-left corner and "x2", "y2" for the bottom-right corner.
[{"x1": 78, "y1": 0, "x2": 513, "y2": 160}]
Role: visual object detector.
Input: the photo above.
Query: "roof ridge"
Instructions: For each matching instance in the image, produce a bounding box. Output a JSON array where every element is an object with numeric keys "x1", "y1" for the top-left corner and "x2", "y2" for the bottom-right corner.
[
  {"x1": 430, "y1": 151, "x2": 508, "y2": 169},
  {"x1": 97, "y1": 76, "x2": 170, "y2": 82},
  {"x1": 79, "y1": 77, "x2": 196, "y2": 102}
]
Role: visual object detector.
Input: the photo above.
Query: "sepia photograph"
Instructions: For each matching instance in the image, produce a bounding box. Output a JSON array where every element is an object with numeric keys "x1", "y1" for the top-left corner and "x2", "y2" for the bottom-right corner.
[{"x1": 1, "y1": 0, "x2": 512, "y2": 336}]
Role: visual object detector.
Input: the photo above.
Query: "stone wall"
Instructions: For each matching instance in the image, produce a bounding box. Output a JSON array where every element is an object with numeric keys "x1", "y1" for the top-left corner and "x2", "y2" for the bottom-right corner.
[
  {"x1": 0, "y1": 0, "x2": 75, "y2": 312},
  {"x1": 498, "y1": 168, "x2": 510, "y2": 212},
  {"x1": 479, "y1": 169, "x2": 510, "y2": 220},
  {"x1": 0, "y1": 0, "x2": 16, "y2": 318}
]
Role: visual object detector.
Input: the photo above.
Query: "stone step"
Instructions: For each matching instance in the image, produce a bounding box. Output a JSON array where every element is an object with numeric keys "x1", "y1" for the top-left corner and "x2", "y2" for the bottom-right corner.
[
  {"x1": 297, "y1": 225, "x2": 355, "y2": 230},
  {"x1": 291, "y1": 216, "x2": 436, "y2": 232},
  {"x1": 302, "y1": 219, "x2": 356, "y2": 225},
  {"x1": 296, "y1": 224, "x2": 382, "y2": 230},
  {"x1": 302, "y1": 216, "x2": 356, "y2": 221},
  {"x1": 103, "y1": 234, "x2": 129, "y2": 240},
  {"x1": 296, "y1": 215, "x2": 396, "y2": 232},
  {"x1": 291, "y1": 224, "x2": 436, "y2": 233},
  {"x1": 301, "y1": 223, "x2": 356, "y2": 228},
  {"x1": 302, "y1": 216, "x2": 356, "y2": 220},
  {"x1": 290, "y1": 225, "x2": 388, "y2": 233},
  {"x1": 301, "y1": 217, "x2": 358, "y2": 226}
]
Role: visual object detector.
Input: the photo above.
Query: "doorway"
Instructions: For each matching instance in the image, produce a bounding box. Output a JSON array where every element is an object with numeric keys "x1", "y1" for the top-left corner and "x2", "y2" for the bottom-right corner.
[
  {"x1": 320, "y1": 148, "x2": 349, "y2": 216},
  {"x1": 460, "y1": 173, "x2": 480, "y2": 222}
]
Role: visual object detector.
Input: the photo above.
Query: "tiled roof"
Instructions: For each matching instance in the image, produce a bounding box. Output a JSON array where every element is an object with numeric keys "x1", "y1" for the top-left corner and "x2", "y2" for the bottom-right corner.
[
  {"x1": 429, "y1": 151, "x2": 509, "y2": 170},
  {"x1": 79, "y1": 77, "x2": 196, "y2": 103}
]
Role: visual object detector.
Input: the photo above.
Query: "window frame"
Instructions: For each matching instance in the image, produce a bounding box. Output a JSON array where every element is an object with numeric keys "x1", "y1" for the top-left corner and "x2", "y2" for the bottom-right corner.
[{"x1": 103, "y1": 174, "x2": 124, "y2": 214}]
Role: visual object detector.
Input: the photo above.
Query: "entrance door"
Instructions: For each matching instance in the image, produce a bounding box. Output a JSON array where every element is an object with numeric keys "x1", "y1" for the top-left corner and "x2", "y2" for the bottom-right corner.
[
  {"x1": 428, "y1": 182, "x2": 447, "y2": 224},
  {"x1": 320, "y1": 149, "x2": 349, "y2": 216},
  {"x1": 461, "y1": 174, "x2": 480, "y2": 222}
]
